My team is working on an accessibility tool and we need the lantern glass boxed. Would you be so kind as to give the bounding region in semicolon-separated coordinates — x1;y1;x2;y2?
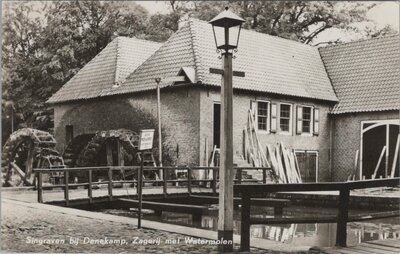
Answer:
211;25;242;51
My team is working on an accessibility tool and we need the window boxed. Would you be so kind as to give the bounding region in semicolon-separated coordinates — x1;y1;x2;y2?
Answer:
302;107;312;133
257;101;269;131
279;104;292;133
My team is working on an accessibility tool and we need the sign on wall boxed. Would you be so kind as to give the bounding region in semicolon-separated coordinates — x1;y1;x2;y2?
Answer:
138;129;155;151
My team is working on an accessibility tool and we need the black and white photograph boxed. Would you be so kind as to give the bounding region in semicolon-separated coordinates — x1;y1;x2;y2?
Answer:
1;1;399;253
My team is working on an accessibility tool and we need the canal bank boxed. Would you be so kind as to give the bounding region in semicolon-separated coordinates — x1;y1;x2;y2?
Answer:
1;197;309;253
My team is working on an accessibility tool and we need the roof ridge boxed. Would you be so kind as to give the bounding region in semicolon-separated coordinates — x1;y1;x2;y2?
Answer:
188;18;204;83
189;18;315;49
114;37;121;85
116;36;163;46
117;23;191;88
319;33;400;51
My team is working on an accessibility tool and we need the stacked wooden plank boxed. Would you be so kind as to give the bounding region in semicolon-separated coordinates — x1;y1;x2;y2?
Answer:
266;143;302;183
243;109;270;168
243;110;302;183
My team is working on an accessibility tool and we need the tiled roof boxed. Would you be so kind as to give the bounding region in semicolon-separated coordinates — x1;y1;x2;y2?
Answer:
111;19;338;102
110;21;197;95
47;37;161;103
319;35;400;114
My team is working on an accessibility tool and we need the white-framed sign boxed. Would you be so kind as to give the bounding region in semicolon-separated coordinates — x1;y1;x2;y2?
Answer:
138;129;155;151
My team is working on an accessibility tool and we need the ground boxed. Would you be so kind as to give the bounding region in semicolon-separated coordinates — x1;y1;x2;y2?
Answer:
1;200;291;253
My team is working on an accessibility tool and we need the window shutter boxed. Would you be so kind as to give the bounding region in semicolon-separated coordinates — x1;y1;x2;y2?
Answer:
270;103;277;133
313;108;320;136
250;100;257;119
296;106;303;135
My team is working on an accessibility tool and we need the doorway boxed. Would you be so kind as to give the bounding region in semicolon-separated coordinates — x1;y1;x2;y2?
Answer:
213;103;221;148
361;120;400;179
295;150;319;182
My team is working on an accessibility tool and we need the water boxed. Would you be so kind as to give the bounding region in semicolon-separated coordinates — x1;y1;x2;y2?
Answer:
98;206;400;247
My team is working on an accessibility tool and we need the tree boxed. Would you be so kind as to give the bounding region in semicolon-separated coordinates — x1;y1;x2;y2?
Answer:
187;1;395;45
2;1;150;133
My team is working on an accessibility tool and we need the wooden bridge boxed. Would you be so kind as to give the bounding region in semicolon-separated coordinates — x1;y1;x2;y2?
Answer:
33;166;400;252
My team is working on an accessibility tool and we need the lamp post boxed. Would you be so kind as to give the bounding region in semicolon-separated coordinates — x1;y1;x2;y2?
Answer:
209;7;244;252
155;78;163;179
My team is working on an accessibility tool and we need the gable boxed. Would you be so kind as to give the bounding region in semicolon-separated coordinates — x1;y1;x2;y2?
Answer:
47;37;161;104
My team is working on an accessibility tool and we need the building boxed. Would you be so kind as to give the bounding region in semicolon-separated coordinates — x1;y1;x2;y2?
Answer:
319;35;400;181
47;19;400;182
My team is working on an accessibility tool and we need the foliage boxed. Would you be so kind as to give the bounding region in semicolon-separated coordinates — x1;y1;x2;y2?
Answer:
2;0;397;137
2;1;152;134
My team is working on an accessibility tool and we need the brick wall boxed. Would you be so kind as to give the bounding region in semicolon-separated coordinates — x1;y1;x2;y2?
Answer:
331;111;399;181
199;87;334;182
53;86;201;166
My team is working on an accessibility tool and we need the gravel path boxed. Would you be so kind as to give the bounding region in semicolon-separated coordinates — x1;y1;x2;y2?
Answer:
1;201;286;253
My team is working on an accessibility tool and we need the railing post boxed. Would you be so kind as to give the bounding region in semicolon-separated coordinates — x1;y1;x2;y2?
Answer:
237;168;242;184
37;172;43;203
262;169;267;184
88;169;93;204
240;193;251;252
212;168;217;194
64;170;69;206
187;167;192;194
163;167;168;197
108;168;113;201
336;186;350;247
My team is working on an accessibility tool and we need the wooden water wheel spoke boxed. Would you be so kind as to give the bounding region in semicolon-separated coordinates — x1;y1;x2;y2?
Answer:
2;128;64;187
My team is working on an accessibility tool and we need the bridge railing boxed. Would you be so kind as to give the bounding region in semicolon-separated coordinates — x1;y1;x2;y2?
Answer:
234;177;400;250
33;166;272;205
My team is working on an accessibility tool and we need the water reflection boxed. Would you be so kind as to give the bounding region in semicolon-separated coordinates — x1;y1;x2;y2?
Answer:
160;209;400;247
100;207;400;247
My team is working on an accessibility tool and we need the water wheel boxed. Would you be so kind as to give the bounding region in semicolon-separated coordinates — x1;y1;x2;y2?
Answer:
1;128;62;187
74;129;142;182
62;134;95;168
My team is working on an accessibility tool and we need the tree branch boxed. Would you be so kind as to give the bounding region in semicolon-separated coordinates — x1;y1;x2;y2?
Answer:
305;24;331;44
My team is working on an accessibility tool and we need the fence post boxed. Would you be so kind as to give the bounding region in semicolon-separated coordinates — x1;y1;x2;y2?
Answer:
64;170;69;206
336;186;350;247
212;169;217;194
187;167;192;194
240;193;251;252
262;169;267;184
88;169;93;204
108;168;113;201
37;172;43;203
237;168;242;184
163;167;168;197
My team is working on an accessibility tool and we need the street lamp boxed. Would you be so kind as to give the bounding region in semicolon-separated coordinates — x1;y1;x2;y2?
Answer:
209;7;244;253
210;7;244;53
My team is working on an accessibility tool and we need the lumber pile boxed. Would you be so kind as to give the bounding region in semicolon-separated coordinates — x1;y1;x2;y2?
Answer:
243;109;270;168
243;110;302;183
266;143;302;183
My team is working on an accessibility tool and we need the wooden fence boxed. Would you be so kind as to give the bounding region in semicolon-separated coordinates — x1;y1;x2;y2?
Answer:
33;166;272;205
235;177;400;250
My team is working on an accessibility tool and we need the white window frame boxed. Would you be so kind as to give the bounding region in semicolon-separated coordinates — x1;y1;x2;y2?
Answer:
278;103;292;135
300;105;314;136
294;150;319;182
256;100;270;133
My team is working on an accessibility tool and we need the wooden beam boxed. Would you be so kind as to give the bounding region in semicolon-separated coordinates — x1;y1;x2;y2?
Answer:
10;162;25;179
336;187;350;247
240;194;250;252
117;198;209;214
209;68;245;77
106;140;113;166
390;134;400;178
372;146;386;179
